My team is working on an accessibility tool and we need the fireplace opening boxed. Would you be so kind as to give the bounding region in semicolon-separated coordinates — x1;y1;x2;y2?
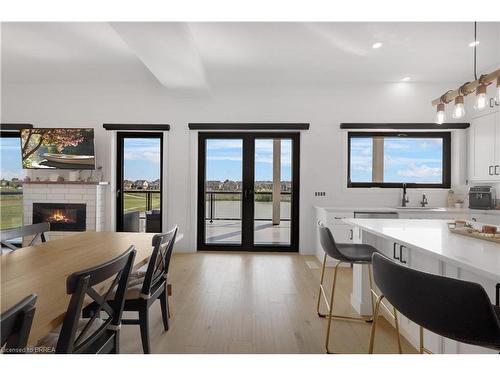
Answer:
33;203;86;231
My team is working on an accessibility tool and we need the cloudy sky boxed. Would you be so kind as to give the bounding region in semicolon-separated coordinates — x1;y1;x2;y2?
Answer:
124;138;161;181
0;137;24;180
350;137;443;183
206;139;292;181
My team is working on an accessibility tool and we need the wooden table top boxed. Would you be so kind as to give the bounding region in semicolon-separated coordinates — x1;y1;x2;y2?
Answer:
1;231;155;345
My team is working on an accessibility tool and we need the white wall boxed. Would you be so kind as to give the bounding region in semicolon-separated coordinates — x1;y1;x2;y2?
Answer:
1;82;467;253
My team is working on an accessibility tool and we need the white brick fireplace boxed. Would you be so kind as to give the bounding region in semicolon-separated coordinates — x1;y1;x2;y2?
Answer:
22;181;108;241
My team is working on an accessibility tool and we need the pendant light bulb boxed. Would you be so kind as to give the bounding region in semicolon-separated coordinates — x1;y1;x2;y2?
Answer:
435;103;445;125
452;95;466;119
475;83;487;110
496;77;500;103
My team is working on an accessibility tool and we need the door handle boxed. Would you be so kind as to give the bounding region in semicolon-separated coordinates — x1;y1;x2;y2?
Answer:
489;165;494;175
116;189;121;198
393;243;400;260
495;165;499;175
399;245;407;264
349;229;353;240
244;189;254;199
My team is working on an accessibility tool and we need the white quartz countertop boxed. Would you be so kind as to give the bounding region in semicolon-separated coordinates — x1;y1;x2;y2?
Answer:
315;206;500;216
343;218;500;281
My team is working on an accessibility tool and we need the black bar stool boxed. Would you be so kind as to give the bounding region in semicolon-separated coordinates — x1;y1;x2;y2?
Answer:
317;222;402;354
370;252;500;354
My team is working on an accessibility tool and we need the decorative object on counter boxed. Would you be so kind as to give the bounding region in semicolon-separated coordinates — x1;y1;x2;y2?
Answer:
448;221;500;244
68;170;80;182
454;199;464;208
447;189;455;208
57;176;65;182
95;166;103;182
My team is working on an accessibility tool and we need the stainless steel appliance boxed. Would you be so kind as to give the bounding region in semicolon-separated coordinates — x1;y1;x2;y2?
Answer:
354;211;399;219
468;186;496;210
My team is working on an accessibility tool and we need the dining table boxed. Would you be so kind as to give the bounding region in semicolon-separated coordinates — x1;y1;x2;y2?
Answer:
1;231;157;345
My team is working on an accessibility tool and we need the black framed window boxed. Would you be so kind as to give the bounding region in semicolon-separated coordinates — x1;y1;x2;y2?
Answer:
347;132;451;188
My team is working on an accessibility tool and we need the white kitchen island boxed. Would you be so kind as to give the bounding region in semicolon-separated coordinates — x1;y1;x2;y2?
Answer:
343;218;500;354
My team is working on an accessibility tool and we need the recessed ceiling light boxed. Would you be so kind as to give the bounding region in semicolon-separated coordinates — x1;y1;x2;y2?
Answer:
468;41;480;47
372;42;383;49
402;77;411;82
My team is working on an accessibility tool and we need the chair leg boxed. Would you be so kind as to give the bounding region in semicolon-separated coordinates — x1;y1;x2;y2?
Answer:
138;305;151;354
368;294;383;354
159;289;170;331
316;253;328;316
419;326;425;354
393;307;403;354
112;331;120;354
325;262;341;354
366;264;376;323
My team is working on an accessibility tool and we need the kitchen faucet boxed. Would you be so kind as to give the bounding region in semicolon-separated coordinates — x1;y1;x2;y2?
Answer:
420;193;428;207
401;183;409;207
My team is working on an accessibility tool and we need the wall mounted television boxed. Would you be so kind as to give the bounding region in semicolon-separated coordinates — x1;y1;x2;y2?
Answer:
20;128;96;170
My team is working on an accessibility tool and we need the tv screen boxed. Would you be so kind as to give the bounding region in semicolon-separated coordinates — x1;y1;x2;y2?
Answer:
20;128;95;170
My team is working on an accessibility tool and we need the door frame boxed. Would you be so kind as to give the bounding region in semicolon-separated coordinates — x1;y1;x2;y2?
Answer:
116;132;164;232
197;132;300;252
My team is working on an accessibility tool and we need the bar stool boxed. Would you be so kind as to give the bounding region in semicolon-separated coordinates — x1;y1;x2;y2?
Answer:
317;222;402;354
369;252;500;354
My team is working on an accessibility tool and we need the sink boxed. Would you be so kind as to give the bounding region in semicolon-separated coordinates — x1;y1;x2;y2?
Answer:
395;207;447;211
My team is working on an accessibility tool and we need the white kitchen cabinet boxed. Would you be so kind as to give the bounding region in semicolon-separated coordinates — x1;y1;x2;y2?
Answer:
469;111;500;181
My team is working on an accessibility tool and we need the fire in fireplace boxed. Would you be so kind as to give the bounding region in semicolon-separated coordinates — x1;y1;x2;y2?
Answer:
33;203;86;231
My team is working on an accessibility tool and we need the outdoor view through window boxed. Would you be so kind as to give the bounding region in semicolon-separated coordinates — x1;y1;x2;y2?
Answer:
0;136;24;229
204;138;292;246
122;137;161;233
349;135;445;186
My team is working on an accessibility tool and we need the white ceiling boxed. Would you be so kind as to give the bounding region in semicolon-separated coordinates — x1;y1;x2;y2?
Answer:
1;22;499;89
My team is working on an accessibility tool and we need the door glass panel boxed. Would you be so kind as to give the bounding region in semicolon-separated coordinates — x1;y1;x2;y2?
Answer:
204;139;243;245
121;137;161;232
253;138;292;245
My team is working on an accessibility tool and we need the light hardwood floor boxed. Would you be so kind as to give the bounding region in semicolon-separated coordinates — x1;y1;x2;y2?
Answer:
120;252;417;354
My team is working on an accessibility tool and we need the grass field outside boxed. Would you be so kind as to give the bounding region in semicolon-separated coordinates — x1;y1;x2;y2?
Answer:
124;191;161;213
0;193;23;229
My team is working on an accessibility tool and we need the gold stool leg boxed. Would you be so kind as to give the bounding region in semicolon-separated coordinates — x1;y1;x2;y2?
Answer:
368;294;383;354
366;264;376;322
393;307;403;354
316;253;328;316
419;326;424;354
325;262;341;354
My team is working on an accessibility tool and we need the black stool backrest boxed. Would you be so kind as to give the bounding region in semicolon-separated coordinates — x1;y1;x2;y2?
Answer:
318;222;350;262
1;223;50;250
1;294;37;352
141;226;178;297
372;253;500;347
56;246;136;353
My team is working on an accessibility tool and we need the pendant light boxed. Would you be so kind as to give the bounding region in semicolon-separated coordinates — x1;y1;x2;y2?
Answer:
475;81;487;110
453;95;465;119
435;103;445;124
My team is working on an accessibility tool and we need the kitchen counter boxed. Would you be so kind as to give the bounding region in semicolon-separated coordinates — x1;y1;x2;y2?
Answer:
316;206;500;216
343;218;500;281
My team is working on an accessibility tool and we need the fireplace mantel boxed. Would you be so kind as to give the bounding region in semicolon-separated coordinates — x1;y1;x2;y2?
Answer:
23;181;109;185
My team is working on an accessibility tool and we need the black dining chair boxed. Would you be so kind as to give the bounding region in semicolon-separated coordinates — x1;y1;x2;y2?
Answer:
1;223;50;251
120;226;178;353
1;294;37;353
317;222;402;354
369;252;500;354
37;246;136;354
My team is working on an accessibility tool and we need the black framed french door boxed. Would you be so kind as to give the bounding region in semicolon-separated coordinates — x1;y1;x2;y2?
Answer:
116;132;163;232
197;132;300;252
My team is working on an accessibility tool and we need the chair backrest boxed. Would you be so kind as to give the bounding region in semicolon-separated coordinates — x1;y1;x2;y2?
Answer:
1;294;37;353
56;246;136;353
372;253;500;347
141;226;178;297
318;221;350;262
1;223;50;250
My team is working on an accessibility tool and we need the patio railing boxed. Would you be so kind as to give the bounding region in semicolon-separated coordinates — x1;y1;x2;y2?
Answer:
205;191;291;222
